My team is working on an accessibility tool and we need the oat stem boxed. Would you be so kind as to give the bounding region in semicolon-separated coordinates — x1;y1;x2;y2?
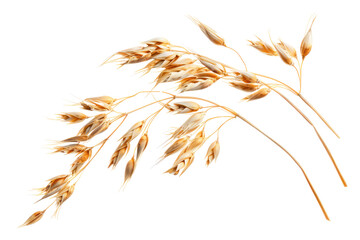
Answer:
225;46;248;71
264;86;346;187
174;94;329;220
298;94;339;139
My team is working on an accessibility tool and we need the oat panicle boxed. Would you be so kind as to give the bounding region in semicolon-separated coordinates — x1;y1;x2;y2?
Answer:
24;16;345;226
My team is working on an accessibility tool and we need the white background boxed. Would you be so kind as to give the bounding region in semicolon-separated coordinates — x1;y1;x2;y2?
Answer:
1;0;360;239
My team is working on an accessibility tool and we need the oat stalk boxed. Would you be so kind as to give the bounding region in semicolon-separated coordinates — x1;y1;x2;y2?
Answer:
24;16;346;226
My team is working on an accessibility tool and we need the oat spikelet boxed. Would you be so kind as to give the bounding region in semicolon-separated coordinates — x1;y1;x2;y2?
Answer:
57;112;89;124
166;101;201;114
123;157;136;186
136;133;148;160
170;112;206;139
189;16;226;46
53;144;88;154
158;136;190;163
120;121;144;142
81;96;115;111
20;210;46;227
166;152;194;176
300;17;316;59
61;135;89;143
205;140;220;166
248;36;278;56
187;129;205;152
242;88;271;102
278;40;297;58
229;81;261;92
273;42;293;65
235;71;259;83
78;114;107;136
109;141;130;168
70;149;92;174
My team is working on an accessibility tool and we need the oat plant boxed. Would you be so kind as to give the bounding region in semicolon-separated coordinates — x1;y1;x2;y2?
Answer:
21;16;345;226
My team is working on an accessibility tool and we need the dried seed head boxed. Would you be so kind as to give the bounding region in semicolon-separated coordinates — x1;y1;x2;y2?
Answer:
20;210;46;227
166;101;201;114
187;129;205;153
56;184;75;206
178;79;214;93
57;112;88;124
242;88;271;102
171;112;206;139
81;96;115;111
78;114;107;136
88;121;110;139
136;133;148;160
205;140;220;166
109;141;130;168
123;157;136;185
166;152;194;176
278;40;297;58
229;81;261;92
61;135;89;143
143;37;170;46
53;144;88;154
120;121;144;142
189;16;226;46
36;175;69;202
70;149;92;174
235;71;259;83
198;57;224;74
160;136;190;161
274;43;293;65
248;37;278;56
300;29;313;59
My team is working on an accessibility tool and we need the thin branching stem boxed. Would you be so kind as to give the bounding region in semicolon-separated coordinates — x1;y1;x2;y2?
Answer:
173;94;329;220
225;46;248;71
262;86;347;187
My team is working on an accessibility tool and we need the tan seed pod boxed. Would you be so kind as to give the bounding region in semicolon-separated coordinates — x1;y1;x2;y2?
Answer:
136;133;148;160
88;121;110;139
171;112;206;139
159;136;190;161
123;157;136;185
120;121;144;142
189;16;225;46
20;210;46;227
166;152;194;176
78;114;107;136
143;37;170;46
205;140;220;166
167;101;201;114
109;141;130;168
278;40;297;58
85;96;115;105
229;81;261;92
61;135;89;143
242;88;271;102
54;184;75;216
187;129;205;152
178;79;214;93
70;149;92;174
53;144;88;154
300;29;312;59
57;112;88;124
38;174;68;195
274;43;293;65
235;71;259;83
248;37;278;56
198;57;224;74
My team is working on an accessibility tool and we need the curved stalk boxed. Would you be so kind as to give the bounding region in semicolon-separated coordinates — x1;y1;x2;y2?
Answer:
174;94;329;220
